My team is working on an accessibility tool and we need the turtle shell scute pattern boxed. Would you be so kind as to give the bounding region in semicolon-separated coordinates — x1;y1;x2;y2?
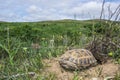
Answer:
59;49;97;70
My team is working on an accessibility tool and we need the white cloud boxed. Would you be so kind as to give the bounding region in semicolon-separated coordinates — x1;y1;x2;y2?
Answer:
61;1;120;19
0;0;119;22
27;5;42;13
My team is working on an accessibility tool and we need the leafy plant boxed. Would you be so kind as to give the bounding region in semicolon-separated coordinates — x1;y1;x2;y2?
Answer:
0;38;21;65
0;27;21;65
114;73;120;80
73;71;79;80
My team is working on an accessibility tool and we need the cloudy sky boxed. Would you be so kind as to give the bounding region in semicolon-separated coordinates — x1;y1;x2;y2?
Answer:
0;0;120;22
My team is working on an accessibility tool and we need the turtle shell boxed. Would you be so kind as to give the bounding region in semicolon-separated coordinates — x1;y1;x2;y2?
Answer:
59;49;97;70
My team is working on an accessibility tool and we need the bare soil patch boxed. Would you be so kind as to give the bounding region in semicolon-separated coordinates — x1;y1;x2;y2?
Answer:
42;58;120;80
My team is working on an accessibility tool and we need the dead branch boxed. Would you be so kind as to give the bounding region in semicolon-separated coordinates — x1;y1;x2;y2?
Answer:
108;4;120;20
100;0;105;20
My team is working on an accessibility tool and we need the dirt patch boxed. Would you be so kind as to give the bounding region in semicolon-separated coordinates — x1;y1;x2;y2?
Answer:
42;58;120;80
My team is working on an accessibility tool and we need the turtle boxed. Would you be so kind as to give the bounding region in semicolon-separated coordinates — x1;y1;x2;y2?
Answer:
59;49;107;70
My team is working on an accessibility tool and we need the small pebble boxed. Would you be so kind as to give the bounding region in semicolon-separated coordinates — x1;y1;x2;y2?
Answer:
92;77;98;80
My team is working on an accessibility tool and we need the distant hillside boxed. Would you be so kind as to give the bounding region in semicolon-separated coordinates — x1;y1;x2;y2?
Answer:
0;19;119;46
0;19;119;25
0;19;119;34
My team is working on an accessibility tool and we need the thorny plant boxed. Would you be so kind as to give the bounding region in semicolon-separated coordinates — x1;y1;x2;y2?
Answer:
86;0;120;62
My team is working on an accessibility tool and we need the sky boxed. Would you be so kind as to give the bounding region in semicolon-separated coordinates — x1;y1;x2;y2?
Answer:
0;0;120;22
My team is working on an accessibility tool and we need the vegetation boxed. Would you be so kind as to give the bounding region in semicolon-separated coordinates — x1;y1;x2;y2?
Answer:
0;19;120;79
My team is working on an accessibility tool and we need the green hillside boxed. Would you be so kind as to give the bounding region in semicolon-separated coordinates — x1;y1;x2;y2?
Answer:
0;19;119;52
0;19;109;41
